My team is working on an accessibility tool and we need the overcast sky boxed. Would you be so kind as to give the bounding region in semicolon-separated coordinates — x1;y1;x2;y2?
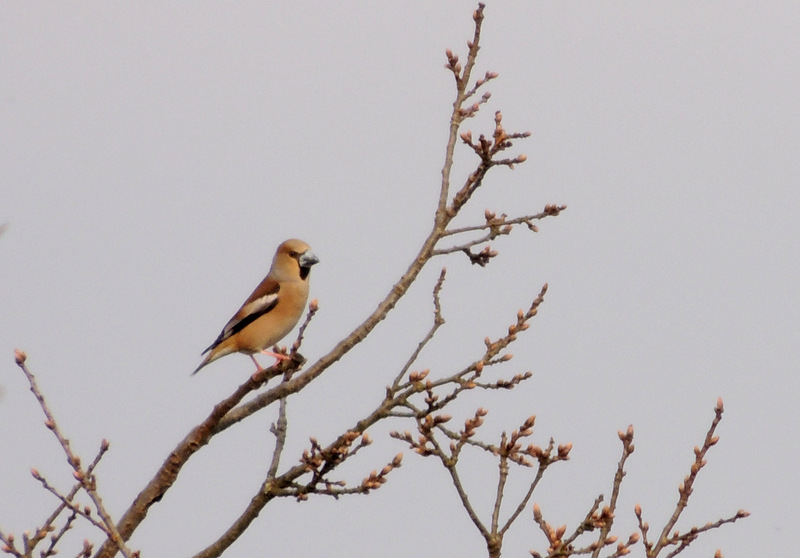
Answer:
2;2;798;557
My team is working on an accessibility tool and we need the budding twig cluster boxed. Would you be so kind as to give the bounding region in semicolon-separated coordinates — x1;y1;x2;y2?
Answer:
283;431;402;501
438;2;551;248
389;276;546;416
529;427;638;558
635;398;748;557
385;275;575;557
297;431;373;499
533;502;630;558
434;205;568;263
2;356;137;558
360;454;403;491
480;284;547;365
444;3;485;92
377;27;569;558
391;394;574;558
448;111;532;218
495;416;549;468
459;112;530;167
527;401;746;558
387;283;546;434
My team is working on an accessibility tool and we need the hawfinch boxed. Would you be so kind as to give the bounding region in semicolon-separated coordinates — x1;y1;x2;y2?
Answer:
192;239;319;375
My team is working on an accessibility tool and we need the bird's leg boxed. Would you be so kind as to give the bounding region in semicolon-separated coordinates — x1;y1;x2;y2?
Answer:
250;354;264;371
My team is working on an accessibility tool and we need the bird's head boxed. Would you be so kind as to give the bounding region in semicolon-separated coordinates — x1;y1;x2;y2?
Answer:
274;238;319;281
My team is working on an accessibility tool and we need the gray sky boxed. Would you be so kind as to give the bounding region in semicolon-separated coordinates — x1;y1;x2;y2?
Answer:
2;2;797;556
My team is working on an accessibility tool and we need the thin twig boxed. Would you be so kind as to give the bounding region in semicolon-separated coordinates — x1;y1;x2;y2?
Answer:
662;510;748;558
590;425;635;558
14;352;134;558
43;509;79;558
650;399;723;556
266;397;289;481
498;464;548;536
431;434;491;541
31;472;113;535
491;451;509;533
637;399;749;558
391;268;447;389
290;299;319;354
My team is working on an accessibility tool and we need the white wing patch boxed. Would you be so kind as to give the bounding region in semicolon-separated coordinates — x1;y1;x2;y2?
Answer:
221;292;279;339
241;293;279;318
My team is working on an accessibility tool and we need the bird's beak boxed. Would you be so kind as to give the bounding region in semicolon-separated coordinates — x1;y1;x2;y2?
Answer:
299;251;319;268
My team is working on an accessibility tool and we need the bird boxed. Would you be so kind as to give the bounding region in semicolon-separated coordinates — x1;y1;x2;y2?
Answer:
192;238;319;375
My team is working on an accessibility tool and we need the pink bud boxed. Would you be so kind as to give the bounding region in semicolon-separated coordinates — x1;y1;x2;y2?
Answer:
14;349;27;364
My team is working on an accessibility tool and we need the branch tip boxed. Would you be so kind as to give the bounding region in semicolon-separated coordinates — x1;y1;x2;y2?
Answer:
14;348;27;365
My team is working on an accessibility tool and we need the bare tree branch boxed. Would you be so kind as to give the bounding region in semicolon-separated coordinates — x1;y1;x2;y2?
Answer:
637;398;749;558
3;5;747;558
9;351;135;558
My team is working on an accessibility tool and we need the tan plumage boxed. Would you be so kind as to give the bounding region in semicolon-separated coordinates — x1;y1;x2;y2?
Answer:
192;239;319;375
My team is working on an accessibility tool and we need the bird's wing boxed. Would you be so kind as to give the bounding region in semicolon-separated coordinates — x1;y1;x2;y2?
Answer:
203;278;281;353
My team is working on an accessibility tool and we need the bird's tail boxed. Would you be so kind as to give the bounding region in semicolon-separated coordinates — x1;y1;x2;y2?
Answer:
191;344;233;376
191;353;213;376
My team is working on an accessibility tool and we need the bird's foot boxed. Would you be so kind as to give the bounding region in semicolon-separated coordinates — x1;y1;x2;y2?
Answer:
260;348;291;362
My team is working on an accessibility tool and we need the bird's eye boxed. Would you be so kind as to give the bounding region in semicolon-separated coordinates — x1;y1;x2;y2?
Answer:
289;251;298;257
